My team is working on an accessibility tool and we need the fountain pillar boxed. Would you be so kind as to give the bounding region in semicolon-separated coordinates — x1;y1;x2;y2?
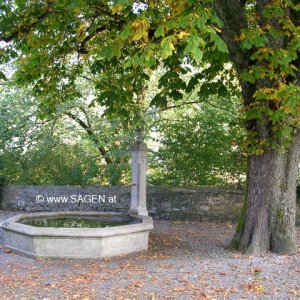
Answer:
129;131;149;216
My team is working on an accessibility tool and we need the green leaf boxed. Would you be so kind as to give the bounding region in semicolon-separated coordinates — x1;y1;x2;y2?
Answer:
186;74;203;93
294;3;300;11
170;90;183;100
211;34;228;52
240;71;255;84
120;25;132;40
271;110;285;122
150;94;167;108
215;36;228;53
183;35;204;60
253;36;267;48
262;5;285;18
184;43;203;60
0;71;7;81
154;26;165;38
241;39;253;50
159;37;175;59
211;14;224;28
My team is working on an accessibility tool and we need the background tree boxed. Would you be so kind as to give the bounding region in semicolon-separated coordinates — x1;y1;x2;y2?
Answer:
0;69;245;186
148;92;245;186
0;81;133;185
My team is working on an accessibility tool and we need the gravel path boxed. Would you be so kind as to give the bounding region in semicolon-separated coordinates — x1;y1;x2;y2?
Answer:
0;211;299;300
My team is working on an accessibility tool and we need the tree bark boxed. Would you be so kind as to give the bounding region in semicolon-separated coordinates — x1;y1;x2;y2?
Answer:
269;131;300;253
234;131;300;254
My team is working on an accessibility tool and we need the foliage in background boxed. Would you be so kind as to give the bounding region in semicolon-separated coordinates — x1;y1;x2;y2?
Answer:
0;71;246;186
0;82;132;186
149;97;246;186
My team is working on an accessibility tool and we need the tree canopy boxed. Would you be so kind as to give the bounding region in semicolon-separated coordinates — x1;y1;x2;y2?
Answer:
1;0;299;153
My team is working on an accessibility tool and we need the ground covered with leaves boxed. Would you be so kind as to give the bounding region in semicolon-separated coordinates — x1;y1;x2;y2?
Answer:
0;211;299;300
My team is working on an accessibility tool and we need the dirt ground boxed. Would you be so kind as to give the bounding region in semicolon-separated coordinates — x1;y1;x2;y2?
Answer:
0;211;299;300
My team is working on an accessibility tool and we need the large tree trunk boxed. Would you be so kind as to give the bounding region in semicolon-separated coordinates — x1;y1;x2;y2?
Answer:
214;0;300;254
232;131;300;254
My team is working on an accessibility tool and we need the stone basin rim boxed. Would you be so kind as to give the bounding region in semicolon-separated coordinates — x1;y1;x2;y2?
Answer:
0;211;153;238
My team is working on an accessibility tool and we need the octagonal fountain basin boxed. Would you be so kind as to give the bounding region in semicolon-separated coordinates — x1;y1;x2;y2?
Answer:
0;212;153;259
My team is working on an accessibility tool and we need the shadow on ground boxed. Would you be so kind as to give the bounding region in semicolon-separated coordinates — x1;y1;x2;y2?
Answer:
0;211;299;299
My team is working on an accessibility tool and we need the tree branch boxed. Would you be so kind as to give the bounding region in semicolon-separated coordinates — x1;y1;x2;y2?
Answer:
161;100;204;111
80;75;96;83
77;18;125;54
77;25;108;54
0;1;54;43
213;0;251;72
65;112;112;165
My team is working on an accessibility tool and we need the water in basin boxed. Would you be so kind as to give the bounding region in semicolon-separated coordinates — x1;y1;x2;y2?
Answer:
19;216;134;228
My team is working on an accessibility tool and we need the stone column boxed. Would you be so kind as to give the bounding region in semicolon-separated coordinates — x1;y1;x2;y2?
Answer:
129;136;149;216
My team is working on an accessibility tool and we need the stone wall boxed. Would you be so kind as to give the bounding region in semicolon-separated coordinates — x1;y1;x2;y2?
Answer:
147;186;244;223
1;185;299;224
